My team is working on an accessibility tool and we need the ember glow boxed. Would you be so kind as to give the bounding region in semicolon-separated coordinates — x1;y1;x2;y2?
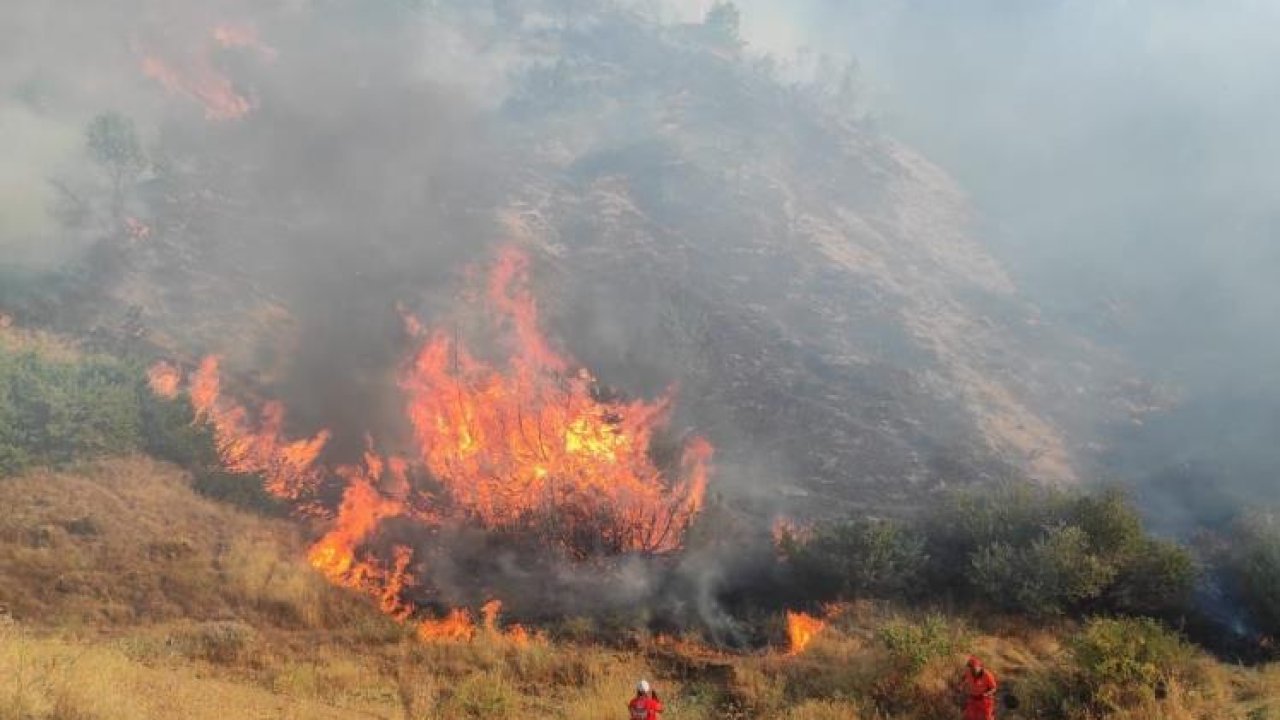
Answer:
786;610;826;655
159;245;713;638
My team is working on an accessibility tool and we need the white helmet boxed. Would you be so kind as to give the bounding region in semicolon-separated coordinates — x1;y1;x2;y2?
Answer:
637;680;651;693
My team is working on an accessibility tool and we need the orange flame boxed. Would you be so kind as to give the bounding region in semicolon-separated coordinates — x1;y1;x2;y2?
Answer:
417;609;476;642
141;54;252;121
156;244;713;638
786;610;826;655
403;246;711;556
188;356;331;500
307;451;419;618
139;22;273;121
147;361;181;400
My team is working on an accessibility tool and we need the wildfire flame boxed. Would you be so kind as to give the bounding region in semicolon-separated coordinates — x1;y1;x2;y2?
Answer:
188;356;331;501
139;22;274;121
159;244;713;639
307;451;418;618
786;610;826;655
403;246;711;556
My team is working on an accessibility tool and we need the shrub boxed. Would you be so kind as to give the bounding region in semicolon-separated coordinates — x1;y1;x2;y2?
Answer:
0;346;143;474
921;481;1074;590
1107;538;1197;619
138;392;218;468
1072;617;1193;688
920;481;1196;620
786;518;926;600
1224;511;1280;637
191;468;285;516
970;525;1116;618
877;613;963;675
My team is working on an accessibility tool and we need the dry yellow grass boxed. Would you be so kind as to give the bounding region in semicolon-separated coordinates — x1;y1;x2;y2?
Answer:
0;456;356;628
1;458;1277;719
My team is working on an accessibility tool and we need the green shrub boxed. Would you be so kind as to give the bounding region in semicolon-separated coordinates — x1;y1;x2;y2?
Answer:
919;481;1195;620
1224;511;1280;636
877;613;963;675
921;481;1074;590
1107;538;1197;619
139;392;218;469
0;346;143;475
1072;617;1193;688
787;518;926;600
191;468;284;516
970;525;1116;618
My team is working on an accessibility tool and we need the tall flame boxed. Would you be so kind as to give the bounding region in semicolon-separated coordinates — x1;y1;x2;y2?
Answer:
403;246;711;556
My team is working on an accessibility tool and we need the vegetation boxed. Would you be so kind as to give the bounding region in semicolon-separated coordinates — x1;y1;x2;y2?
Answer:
85;111;146;216
0;339;142;475
785;518;927;600
0;326;1274;719
1222;511;1280;638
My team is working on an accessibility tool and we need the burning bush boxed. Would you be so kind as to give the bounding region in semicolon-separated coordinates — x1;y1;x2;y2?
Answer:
158;245;713;633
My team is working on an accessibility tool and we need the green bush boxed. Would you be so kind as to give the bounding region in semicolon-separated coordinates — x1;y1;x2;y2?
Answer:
0;346;143;475
921;481;1074;591
786;518;926;599
971;525;1117;618
1224;511;1280;637
191;468;285;516
139;392;218;469
919;482;1195;620
1017;617;1198;717
1107;538;1197;619
1071;617;1193;688
877;613;963;674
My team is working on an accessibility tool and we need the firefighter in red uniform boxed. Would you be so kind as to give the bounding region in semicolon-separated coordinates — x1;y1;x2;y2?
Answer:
628;680;663;720
961;656;998;720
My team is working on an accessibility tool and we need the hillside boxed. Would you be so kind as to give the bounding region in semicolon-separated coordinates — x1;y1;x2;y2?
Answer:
1;459;1277;719
0;1;1145;520
3;2;1280;719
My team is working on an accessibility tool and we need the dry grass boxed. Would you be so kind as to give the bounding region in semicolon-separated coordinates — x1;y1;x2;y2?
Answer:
0;456;367;629
1;459;1277;718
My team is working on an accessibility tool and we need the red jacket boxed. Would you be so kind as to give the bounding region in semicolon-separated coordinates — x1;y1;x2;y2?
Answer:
628;695;662;720
962;668;998;720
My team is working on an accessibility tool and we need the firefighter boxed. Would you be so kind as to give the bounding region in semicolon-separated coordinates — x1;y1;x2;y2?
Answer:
628;680;663;720
960;655;998;720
